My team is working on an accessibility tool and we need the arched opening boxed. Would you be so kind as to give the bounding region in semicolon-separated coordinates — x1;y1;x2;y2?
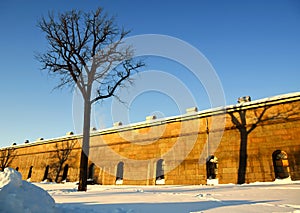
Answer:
206;155;218;179
62;164;69;182
87;163;95;184
206;155;219;185
115;162;124;185
15;167;19;171
272;150;290;179
43;165;49;181
27;166;33;181
156;159;165;185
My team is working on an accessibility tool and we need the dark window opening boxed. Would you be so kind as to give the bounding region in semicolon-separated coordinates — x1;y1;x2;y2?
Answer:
15;167;19;171
27;166;33;180
116;162;124;182
62;164;69;181
156;159;165;183
206;155;218;179
272;150;290;179
88;163;95;179
87;163;95;184
43;165;49;181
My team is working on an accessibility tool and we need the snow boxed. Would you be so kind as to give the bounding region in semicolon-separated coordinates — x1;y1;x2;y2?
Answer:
0;168;57;213
155;178;165;185
42;183;300;213
206;179;219;186
1;168;300;213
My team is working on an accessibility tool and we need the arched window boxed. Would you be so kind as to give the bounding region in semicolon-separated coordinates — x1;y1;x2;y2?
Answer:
15;167;19;171
272;150;290;179
62;164;69;181
116;162;124;184
27;166;33;180
88;163;95;180
206;155;218;179
87;163;95;184
156;159;165;185
43;165;49;181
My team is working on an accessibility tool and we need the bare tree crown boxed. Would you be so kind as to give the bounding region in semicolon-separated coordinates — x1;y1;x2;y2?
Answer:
37;7;144;102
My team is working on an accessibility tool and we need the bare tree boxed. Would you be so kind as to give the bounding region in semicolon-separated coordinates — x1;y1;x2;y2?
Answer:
36;8;144;191
51;140;77;183
0;147;16;171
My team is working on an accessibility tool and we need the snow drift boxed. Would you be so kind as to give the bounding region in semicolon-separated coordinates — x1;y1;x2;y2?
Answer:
0;168;57;213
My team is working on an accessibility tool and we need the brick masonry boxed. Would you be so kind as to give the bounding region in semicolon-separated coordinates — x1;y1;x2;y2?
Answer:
1;92;300;185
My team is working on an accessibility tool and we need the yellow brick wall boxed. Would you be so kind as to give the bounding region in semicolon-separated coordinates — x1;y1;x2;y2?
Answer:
2;95;300;185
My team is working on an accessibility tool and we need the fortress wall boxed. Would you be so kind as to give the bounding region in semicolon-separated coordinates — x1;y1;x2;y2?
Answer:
8;138;82;182
2;93;300;185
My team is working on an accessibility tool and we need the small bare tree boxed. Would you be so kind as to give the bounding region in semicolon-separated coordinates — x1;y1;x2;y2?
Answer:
0;147;16;171
51;140;77;183
37;8;144;191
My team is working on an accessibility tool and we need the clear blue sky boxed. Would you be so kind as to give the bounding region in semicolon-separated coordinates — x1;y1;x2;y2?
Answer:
0;0;299;147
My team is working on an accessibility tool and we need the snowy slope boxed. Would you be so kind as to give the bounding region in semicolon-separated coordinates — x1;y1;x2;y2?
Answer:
0;168;57;213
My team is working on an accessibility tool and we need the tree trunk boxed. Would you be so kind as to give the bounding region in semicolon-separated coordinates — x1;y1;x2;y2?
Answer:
237;128;248;184
78;99;91;191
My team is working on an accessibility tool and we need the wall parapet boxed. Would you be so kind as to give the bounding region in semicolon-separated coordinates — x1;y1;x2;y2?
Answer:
2;91;300;150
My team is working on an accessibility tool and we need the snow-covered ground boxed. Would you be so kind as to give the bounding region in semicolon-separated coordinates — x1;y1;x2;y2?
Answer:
39;181;300;213
1;168;300;213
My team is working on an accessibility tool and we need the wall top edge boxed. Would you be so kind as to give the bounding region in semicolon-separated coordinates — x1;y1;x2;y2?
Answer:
2;91;300;150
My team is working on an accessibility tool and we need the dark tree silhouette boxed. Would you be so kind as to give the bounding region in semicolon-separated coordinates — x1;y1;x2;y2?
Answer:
37;8;144;191
52;140;76;183
0;147;16;171
229;101;300;184
228;106;269;184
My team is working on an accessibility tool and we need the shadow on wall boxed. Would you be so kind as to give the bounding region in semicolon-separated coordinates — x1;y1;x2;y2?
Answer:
228;100;299;184
228;104;270;184
51;140;77;183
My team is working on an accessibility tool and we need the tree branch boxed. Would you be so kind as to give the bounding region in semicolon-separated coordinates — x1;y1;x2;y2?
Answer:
91;60;144;104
